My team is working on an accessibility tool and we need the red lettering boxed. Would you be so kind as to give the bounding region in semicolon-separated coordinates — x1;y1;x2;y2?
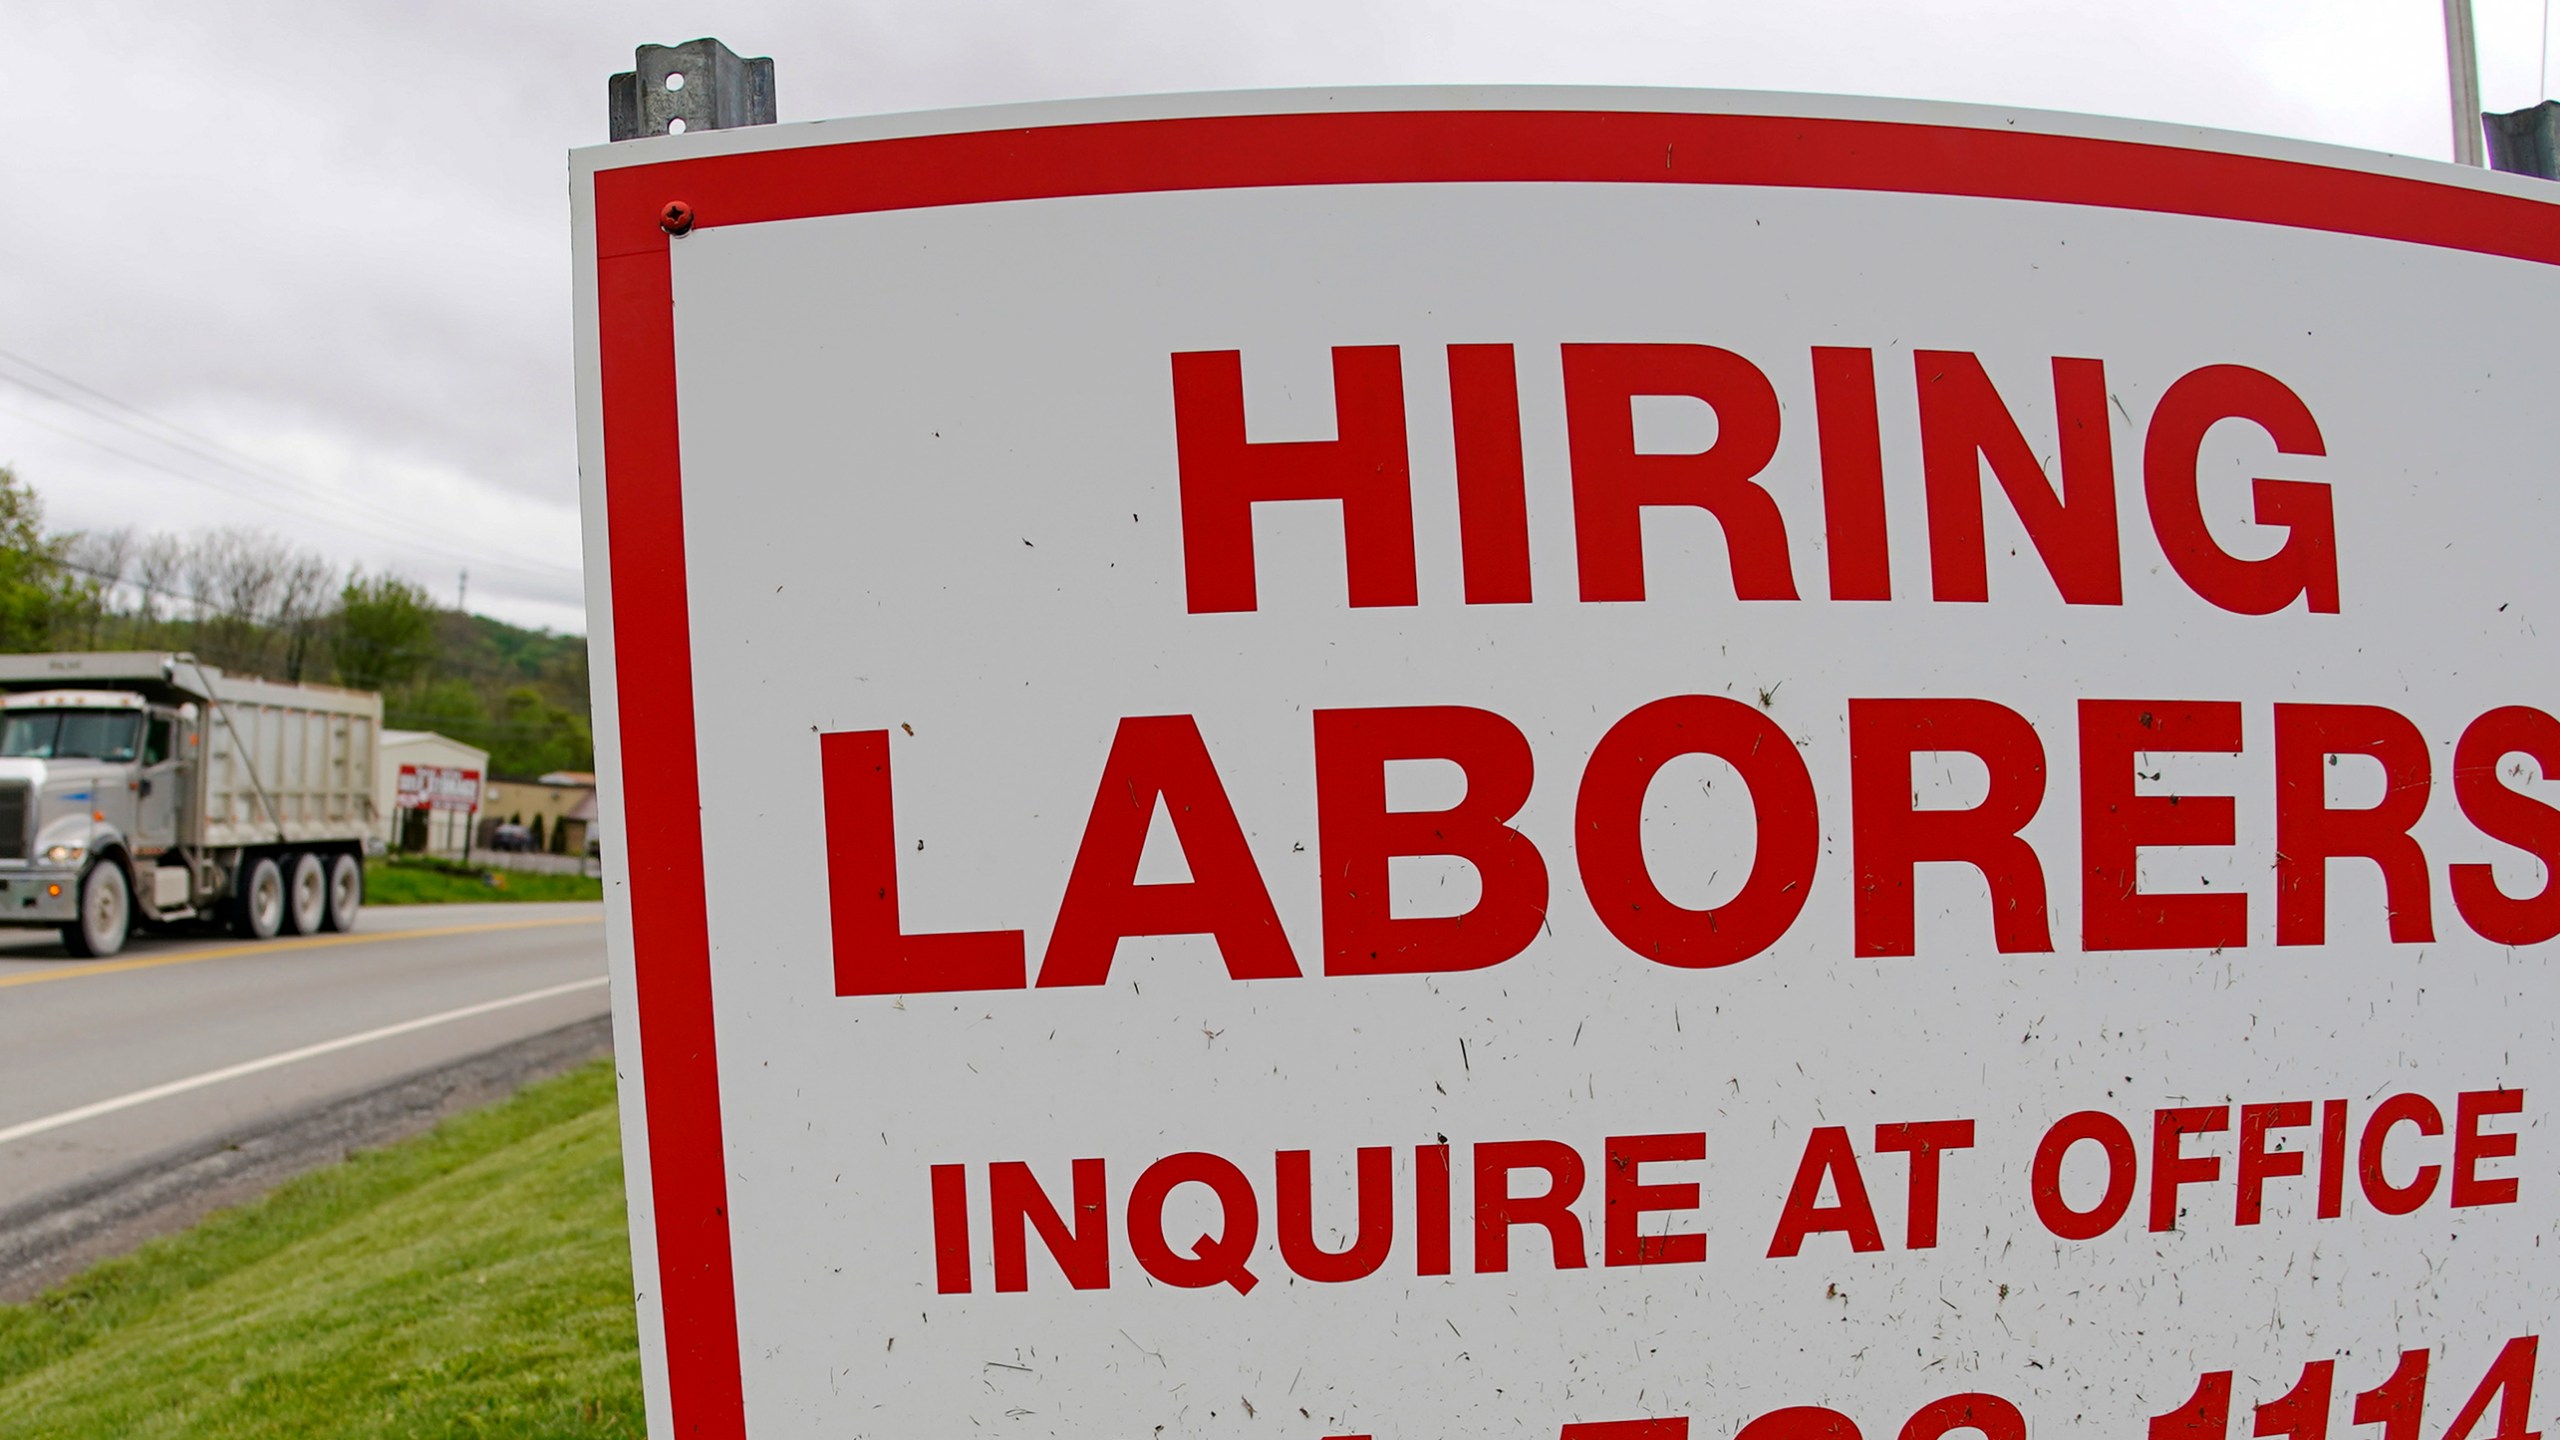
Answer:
1417;1141;1453;1277
1850;698;2053;957
2153;1372;2235;1440
1577;696;1818;969
2079;700;2246;952
2451;706;2560;945
2235;1100;2311;1225
2317;1098;2350;1218
2143;364;2337;615
2254;1361;2336;1440
1316;706;1547;977
1874;1119;1976;1249
1449;343;1534;605
2441;1337;2540;1440
1474;1138;1588;1272
2351;1350;2429;1440
1917;351;2120;605
930;1162;972;1294
1040;715;1299;986
1739;1407;1863;1440
1127;1151;1261;1294
990;1158;1108;1292
2453;1088;2525;1208
822;729;1025;996
1276;1147;1395;1283
2359;1093;2444;1216
2032;1109;2138;1240
1602;1132;1707;1266
2150;1105;2229;1232
1563;343;1796;602
1813;345;1891;601
1767;1126;1884;1257
2274;704;2434;945
1902;1394;2029;1440
1172;346;1415;614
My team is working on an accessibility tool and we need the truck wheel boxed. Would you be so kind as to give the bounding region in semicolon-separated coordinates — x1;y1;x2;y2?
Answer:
285;853;328;935
322;853;362;933
61;861;130;958
233;856;285;940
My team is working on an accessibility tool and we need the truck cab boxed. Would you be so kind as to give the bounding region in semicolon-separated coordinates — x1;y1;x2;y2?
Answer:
0;691;195;955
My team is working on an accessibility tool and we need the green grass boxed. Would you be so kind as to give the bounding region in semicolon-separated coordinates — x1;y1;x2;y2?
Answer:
364;858;603;905
0;1062;645;1437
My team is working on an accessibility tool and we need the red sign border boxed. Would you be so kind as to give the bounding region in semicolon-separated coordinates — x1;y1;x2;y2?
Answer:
589;106;2560;1437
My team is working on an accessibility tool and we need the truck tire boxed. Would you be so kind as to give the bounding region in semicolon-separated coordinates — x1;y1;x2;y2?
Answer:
61;860;131;958
233;855;285;940
285;852;328;935
323;852;362;933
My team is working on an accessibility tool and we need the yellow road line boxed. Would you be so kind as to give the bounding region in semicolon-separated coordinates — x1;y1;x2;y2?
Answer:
0;913;603;992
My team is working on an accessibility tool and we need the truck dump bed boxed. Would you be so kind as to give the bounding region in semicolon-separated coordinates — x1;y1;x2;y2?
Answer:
196;669;379;848
0;652;381;849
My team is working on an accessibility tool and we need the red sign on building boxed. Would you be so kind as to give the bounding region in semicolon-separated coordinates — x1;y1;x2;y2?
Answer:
395;764;481;813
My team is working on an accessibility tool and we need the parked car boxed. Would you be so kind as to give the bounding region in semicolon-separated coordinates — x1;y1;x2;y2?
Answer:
488;822;535;852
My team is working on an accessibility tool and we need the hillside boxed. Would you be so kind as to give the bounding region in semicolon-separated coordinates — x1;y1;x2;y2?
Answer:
4;469;594;779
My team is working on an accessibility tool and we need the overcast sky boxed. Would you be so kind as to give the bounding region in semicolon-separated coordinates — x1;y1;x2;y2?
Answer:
7;1;2553;635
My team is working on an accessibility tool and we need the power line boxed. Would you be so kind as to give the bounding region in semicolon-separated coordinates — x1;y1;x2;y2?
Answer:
47;542;526;619
0;349;575;573
0;396;578;601
0;351;580;585
42;550;215;611
0;399;349;538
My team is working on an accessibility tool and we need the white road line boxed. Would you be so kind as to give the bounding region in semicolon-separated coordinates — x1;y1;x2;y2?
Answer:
0;976;610;1148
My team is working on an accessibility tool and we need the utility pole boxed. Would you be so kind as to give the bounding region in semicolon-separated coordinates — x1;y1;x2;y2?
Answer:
457;567;469;614
2446;0;2487;165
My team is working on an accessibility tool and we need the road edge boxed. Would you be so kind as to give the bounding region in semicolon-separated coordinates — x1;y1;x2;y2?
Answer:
0;1014;614;1304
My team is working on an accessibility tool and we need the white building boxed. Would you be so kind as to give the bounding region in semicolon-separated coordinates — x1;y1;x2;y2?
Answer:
376;729;489;860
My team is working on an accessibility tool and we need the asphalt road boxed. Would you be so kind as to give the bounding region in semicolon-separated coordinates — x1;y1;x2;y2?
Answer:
0;901;609;1216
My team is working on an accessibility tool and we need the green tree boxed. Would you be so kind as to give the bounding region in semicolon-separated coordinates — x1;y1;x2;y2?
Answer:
397;677;491;745
0;466;66;650
334;570;437;693
487;685;593;776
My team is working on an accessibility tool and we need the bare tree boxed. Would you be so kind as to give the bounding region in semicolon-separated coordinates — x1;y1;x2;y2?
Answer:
188;528;290;672
129;533;188;638
274;552;335;682
56;527;135;649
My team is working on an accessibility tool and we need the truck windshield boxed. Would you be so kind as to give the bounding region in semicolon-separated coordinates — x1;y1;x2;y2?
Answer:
1;710;143;761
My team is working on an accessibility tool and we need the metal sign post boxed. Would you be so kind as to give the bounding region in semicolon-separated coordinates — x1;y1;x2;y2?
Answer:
576;87;2560;1440
607;38;775;143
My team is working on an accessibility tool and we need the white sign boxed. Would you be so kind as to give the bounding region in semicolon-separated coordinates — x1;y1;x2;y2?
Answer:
574;91;2560;1440
394;763;480;813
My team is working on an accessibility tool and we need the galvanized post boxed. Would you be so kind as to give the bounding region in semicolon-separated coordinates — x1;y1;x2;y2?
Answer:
2486;101;2560;179
609;38;776;141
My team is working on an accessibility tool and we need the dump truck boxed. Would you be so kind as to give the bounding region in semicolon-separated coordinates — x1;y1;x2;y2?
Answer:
0;652;380;957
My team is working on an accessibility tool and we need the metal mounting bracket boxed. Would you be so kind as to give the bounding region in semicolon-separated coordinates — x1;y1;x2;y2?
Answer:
2485;101;2560;181
609;38;776;142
